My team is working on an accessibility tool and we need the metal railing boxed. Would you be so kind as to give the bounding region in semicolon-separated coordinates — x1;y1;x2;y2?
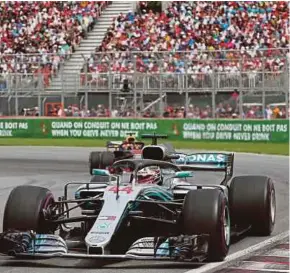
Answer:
78;69;287;92
0;49;289;118
1;90;288;119
0;70;287;94
0;71;288;119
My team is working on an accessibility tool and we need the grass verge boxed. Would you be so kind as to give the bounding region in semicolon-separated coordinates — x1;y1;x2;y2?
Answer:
0;138;288;156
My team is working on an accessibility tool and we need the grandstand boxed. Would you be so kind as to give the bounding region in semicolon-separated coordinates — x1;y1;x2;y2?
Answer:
0;1;289;119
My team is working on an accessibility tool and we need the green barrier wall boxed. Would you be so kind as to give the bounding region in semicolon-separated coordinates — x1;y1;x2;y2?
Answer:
0;118;288;143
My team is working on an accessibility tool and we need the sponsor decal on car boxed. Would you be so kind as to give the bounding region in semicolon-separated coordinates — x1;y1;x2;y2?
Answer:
108;186;133;194
87;235;106;244
189;154;226;162
90;231;109;235
175;153;226;164
98;216;116;221
96;222;111;230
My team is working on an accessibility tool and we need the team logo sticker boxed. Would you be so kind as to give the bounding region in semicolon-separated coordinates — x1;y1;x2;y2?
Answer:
98;216;116;221
96;222;111;230
87;235;106;244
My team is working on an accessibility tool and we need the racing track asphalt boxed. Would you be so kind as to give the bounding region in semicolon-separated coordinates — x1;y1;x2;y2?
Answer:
0;146;288;273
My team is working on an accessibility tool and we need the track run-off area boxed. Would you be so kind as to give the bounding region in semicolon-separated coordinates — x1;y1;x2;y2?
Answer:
0;146;288;273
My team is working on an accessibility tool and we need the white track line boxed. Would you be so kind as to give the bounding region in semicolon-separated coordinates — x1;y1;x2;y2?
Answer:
231;261;290;271
226;269;289;273
185;231;289;273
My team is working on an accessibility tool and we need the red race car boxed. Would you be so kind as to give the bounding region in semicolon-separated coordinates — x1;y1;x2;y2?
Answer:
89;133;145;174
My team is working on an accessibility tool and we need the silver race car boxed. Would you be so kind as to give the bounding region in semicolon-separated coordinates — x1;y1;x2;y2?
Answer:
88;134;175;175
0;148;276;263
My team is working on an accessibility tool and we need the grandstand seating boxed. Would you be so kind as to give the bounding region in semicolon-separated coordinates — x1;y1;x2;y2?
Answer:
72;1;290;119
0;1;109;87
0;1;288;119
0;1;288;82
93;1;288;74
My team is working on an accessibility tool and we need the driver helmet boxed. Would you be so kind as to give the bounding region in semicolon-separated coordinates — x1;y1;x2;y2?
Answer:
137;166;161;184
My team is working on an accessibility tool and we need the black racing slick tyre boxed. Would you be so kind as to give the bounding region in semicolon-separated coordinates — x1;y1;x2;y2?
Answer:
229;176;276;236
99;151;115;168
89;151;100;174
182;189;230;262
89;151;114;174
3;185;55;233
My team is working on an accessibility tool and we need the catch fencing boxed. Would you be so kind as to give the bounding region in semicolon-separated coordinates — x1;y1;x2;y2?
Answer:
0;48;289;118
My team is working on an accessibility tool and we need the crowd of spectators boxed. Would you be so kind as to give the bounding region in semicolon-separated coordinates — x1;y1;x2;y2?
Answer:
88;1;288;78
0;1;109;89
0;1;288;91
3;100;287;119
39;102;287;120
0;0;288;122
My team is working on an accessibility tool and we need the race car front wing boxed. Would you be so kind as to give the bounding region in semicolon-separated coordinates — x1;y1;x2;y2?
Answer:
0;231;209;262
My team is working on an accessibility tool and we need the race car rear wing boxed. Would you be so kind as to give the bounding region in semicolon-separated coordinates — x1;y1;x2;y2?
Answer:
106;140;145;150
141;133;168;145
106;141;122;149
174;152;234;185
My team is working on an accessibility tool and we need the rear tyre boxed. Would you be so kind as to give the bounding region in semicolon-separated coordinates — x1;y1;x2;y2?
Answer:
89;151;100;175
182;189;230;262
3;185;55;233
89;151;114;174
229;176;276;236
100;151;115;168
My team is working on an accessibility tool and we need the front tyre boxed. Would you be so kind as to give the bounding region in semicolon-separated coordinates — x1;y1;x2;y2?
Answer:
3;185;55;234
182;189;230;262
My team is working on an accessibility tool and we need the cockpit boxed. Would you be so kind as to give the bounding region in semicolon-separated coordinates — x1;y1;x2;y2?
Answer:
108;164;163;185
90;159;192;188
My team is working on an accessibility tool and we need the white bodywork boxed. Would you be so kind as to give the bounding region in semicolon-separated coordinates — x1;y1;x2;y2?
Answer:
84;184;140;252
76;177;175;254
77;180;228;255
